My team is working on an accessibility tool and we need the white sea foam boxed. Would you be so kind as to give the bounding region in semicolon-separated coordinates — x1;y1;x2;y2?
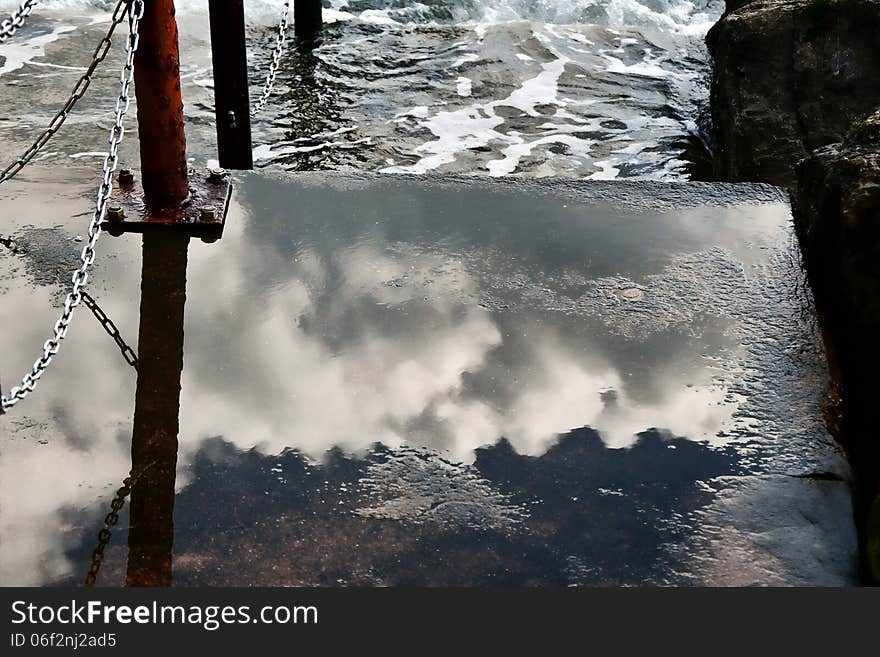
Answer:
0;22;77;77
381;20;698;180
0;0;721;31
0;0;719;180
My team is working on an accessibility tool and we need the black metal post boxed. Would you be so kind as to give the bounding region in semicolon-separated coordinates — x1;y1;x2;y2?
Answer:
208;0;254;170
294;0;323;44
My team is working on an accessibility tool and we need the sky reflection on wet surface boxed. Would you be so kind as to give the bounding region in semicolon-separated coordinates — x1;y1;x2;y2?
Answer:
0;172;856;586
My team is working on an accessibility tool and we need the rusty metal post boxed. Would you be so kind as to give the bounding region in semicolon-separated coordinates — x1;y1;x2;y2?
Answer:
125;233;189;587
208;0;253;170
133;0;189;209
295;0;323;43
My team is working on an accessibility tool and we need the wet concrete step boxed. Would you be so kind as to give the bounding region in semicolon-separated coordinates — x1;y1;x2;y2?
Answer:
0;171;857;586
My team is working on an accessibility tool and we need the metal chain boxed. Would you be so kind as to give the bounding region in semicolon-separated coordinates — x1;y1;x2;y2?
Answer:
83;473;134;587
81;290;138;370
83;461;154;588
0;0;130;186
0;0;37;42
250;0;290;117
0;0;145;414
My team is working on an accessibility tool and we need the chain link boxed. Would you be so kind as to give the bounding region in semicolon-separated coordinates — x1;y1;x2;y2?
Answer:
0;0;37;42
1;0;145;414
81;290;138;370
0;0;130;186
83;461;154;588
250;0;290;117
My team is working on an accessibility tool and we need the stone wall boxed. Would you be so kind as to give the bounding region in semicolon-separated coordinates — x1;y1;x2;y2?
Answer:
794;113;880;581
708;0;880;187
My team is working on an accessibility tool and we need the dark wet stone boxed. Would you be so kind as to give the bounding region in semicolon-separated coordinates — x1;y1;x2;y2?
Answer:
794;114;880;582
868;493;880;582
845;110;880;149
707;0;880;187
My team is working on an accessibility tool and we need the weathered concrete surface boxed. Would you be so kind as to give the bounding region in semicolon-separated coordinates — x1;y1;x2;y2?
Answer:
707;0;880;187
794;112;880;581
0;171;858;586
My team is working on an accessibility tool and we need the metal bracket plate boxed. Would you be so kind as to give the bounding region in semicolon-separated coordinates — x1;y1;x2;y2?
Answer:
102;168;232;241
